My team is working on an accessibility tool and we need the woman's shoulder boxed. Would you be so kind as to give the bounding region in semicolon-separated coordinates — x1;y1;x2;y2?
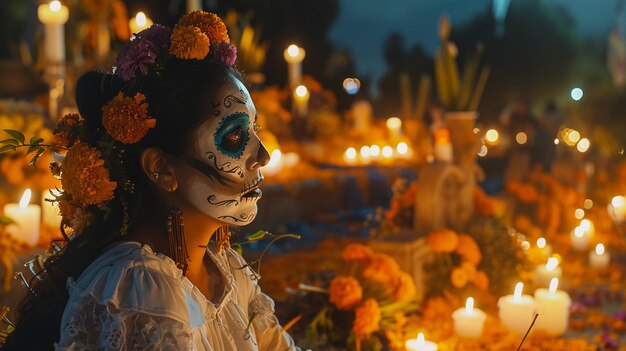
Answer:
66;241;189;322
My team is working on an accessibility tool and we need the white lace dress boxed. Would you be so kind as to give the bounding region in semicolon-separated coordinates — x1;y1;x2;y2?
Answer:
54;241;297;350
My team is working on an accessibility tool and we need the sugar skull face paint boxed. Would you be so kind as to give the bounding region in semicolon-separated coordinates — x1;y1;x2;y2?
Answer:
176;78;269;226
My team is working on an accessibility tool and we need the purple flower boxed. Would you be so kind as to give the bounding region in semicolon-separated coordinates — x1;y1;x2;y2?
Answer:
213;41;237;66
115;24;172;81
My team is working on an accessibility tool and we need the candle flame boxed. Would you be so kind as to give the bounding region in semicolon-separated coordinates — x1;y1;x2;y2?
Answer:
295;85;308;97
345;147;356;160
287;44;300;57
580;219;591;231
266;149;282;168
485;129;499;143
360;145;371;158
465;297;474;314
574;226;584;238
370;145;381;157
417;333;425;346
513;282;523;302
386;117;402;130
549;277;559;293
49;1;61;12
396;142;408;155
382;146;393;158
546;257;559;271
596;243;605;255
135;12;147;27
611;195;625;208
19;189;32;209
537;237;546;249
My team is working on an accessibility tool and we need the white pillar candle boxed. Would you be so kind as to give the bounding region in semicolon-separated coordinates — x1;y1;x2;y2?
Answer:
535;257;562;287
608;195;626;223
129;12;153;35
589;243;610;270
386;117;402;139
570;226;590;251
292;85;309;118
37;1;69;65
284;45;305;89
534;278;571;336
498;282;536;334
4;189;41;247
452;297;487;338
405;333;437;351
186;0;202;12
41;189;62;229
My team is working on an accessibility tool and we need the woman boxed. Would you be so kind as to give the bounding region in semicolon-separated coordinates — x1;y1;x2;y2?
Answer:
2;11;296;350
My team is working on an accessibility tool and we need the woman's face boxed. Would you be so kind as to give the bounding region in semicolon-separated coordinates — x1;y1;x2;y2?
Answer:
175;77;269;226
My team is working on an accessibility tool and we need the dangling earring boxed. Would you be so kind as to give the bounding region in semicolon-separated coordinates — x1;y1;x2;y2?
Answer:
167;207;190;275
216;225;231;253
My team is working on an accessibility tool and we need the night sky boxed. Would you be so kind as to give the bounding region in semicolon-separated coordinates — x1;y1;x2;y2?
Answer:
330;0;620;86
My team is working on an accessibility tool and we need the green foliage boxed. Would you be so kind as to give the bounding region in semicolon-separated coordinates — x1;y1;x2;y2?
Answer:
0;129;49;165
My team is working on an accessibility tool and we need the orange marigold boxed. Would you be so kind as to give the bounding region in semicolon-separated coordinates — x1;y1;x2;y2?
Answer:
61;143;117;206
451;267;469;288
473;270;489;291
101;92;156;144
54;113;83;147
362;253;400;284
178;11;230;44
328;276;363;310
342;243;373;263
352;298;381;338
456;234;482;265
391;272;417;302
169;25;210;60
426;229;459;253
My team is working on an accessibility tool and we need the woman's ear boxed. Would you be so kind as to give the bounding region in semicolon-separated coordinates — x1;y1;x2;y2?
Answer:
140;148;179;192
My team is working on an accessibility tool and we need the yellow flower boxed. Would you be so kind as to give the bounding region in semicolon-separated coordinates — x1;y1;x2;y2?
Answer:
426;229;459;253
329;276;363;310
391;272;416;302
451;267;469;288
342;243;373;263
62;143;117;206
456;234;482;265
178;10;230;44
169;25;210;60
362;253;400;284
352;298;381;338
101;92;156;144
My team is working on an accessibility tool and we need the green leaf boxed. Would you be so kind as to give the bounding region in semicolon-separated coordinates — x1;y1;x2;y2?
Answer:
0;139;18;146
3;130;24;144
29;149;45;165
26;145;39;155
246;230;267;242
0;145;16;154
29;136;44;145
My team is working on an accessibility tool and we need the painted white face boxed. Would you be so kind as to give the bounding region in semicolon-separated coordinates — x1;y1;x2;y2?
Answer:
177;78;269;226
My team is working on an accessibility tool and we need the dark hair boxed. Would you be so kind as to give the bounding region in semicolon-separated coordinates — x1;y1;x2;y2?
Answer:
2;58;240;350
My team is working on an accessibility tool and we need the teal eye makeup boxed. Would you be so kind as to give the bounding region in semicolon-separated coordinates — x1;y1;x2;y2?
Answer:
214;112;250;159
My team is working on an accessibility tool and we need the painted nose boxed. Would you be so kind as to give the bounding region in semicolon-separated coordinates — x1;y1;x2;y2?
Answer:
251;142;270;169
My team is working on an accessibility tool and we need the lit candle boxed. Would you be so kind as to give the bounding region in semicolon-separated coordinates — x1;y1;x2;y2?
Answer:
292;85;309;118
452;297;487;338
608;195;626;223
4;189;41;247
129;12;153;36
498;282;536;334
534;278;571;335
369;145;381;159
433;128;453;162
536;237;552;257
570;226;590;251
381;146;394;159
405;332;437;351
41;189;62;229
579;219;595;236
186;0;202;12
386;117;402;139
359;146;371;164
396;141;411;159
37;1;69;72
262;149;283;177
589;243;610;270
534;257;562;287
344;147;357;165
283;44;305;89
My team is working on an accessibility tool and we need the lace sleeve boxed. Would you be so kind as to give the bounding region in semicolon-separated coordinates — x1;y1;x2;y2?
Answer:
55;297;193;351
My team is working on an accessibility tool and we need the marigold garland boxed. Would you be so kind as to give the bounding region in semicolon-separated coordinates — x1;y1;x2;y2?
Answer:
178;10;230;44
61;143;117;207
101;92;156;144
169;25;210;60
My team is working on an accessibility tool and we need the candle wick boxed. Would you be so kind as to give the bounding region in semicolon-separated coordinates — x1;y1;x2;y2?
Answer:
516;313;539;351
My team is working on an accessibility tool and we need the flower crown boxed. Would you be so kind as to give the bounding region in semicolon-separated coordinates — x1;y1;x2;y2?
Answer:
0;11;237;237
